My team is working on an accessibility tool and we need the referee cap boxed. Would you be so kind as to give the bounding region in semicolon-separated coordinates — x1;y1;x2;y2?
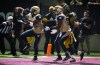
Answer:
7;16;13;20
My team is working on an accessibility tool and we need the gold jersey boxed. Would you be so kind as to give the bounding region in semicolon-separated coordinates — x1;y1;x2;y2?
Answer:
27;13;44;34
56;14;71;34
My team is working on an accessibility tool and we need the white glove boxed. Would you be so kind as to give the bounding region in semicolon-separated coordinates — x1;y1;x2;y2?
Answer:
68;28;71;31
12;34;15;38
44;26;50;31
29;22;33;27
17;20;23;23
51;29;57;34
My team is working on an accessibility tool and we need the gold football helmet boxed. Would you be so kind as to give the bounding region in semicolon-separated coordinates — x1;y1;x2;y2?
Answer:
49;6;55;11
30;6;40;15
54;5;63;15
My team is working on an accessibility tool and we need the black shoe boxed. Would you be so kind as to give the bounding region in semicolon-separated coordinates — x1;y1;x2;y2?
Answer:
33;58;38;61
2;53;5;54
80;51;84;61
53;57;62;61
70;58;76;62
1;52;5;54
23;45;30;52
63;57;70;61
33;56;38;61
12;54;17;56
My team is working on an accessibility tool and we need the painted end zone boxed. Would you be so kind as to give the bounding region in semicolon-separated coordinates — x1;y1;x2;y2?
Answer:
0;56;100;65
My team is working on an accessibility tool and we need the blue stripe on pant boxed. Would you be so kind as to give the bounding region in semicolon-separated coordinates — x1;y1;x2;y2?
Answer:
20;29;41;55
54;32;69;54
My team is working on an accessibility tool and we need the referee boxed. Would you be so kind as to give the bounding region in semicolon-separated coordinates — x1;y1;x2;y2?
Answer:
0;16;17;56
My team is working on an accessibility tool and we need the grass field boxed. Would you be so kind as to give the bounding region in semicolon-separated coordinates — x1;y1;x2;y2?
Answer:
0;51;100;58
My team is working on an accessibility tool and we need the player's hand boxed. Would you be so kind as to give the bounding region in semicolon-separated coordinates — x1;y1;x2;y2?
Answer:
12;34;15;38
44;26;50;31
51;29;57;34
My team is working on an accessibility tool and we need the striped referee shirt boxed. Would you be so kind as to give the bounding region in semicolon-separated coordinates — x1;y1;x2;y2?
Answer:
0;21;13;34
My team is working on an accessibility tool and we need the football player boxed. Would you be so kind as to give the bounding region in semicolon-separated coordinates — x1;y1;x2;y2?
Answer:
20;6;43;60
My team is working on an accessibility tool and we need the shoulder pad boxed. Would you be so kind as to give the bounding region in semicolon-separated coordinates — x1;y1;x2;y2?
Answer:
57;14;64;21
35;14;42;20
